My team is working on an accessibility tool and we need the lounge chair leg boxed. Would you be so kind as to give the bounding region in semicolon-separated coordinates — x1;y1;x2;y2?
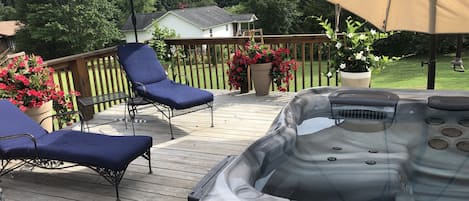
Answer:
168;112;174;140
92;167;125;201
210;103;214;128
144;149;152;174
128;102;136;136
115;184;120;201
123;101;128;130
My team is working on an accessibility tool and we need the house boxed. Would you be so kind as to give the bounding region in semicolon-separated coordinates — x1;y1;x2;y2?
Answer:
0;20;22;53
121;6;257;42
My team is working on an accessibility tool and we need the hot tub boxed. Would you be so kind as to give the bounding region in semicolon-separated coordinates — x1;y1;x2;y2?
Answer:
190;87;469;201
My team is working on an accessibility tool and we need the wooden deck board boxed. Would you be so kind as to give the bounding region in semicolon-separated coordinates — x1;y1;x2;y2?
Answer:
1;90;294;201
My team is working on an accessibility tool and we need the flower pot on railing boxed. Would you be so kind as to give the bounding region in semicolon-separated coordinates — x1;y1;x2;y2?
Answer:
24;100;53;132
240;80;249;94
340;71;371;88
251;62;272;96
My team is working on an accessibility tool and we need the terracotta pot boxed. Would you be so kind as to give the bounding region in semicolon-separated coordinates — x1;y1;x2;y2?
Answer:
24;101;53;132
340;71;371;88
251;63;272;96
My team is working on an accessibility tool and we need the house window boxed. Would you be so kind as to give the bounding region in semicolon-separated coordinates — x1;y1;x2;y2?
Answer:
210;29;213;37
226;25;229;31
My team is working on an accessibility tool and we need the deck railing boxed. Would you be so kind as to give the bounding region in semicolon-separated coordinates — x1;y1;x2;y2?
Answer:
45;46;129;121
44;34;336;120
165;34;337;92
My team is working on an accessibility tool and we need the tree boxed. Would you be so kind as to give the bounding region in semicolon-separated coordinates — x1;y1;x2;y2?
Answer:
148;24;177;64
14;0;122;59
115;0;157;25
215;0;240;8
0;3;16;20
290;0;335;34
157;0;216;11
241;0;300;34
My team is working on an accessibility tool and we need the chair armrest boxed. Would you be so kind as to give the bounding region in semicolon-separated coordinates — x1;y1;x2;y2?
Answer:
0;133;39;158
39;111;87;132
133;81;147;94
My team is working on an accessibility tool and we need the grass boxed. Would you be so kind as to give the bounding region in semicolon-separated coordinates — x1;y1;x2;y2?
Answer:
167;52;469;92
372;53;469;90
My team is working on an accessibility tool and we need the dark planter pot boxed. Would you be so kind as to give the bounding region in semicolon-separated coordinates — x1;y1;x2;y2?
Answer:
240;81;249;94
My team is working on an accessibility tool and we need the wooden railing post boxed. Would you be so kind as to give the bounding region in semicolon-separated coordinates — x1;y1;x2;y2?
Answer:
70;57;94;120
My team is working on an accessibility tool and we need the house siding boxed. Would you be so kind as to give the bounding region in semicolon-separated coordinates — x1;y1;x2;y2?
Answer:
158;14;204;38
124;28;155;43
203;24;233;38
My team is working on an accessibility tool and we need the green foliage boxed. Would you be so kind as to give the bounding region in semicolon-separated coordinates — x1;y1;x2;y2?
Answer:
216;0;240;7
115;0;157;25
240;0;300;34
316;16;395;75
224;4;247;14
14;0;122;59
148;23;177;63
157;0;216;10
290;0;334;33
0;3;16;20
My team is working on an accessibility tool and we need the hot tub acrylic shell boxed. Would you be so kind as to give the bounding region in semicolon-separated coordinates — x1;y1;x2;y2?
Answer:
197;87;469;201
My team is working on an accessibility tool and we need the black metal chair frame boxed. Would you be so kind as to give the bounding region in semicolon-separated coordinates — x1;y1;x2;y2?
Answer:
125;81;214;139
0;113;152;200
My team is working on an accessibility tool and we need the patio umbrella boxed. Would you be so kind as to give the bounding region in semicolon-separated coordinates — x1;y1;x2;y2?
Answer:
327;0;469;89
130;0;138;42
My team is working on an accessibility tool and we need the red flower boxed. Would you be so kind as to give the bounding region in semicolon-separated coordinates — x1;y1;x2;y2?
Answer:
15;74;30;86
1;54;79;123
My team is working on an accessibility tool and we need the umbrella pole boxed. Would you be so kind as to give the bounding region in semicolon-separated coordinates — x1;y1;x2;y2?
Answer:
130;0;138;42
427;35;437;90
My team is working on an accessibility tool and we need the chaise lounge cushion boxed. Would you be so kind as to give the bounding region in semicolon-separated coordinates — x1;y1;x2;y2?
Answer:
117;43;167;85
2;130;152;171
135;79;214;110
0;100;48;139
0;100;152;171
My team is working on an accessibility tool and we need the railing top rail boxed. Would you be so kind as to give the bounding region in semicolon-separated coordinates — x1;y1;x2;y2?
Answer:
165;34;331;45
44;46;117;66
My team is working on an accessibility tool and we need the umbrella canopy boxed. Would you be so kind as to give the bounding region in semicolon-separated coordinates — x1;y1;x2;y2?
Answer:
327;0;469;34
327;0;469;89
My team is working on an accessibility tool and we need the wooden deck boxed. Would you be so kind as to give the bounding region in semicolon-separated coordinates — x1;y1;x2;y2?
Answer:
1;90;295;201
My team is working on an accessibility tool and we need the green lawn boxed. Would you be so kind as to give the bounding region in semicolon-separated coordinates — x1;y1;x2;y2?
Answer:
167;53;469;92
372;53;469;90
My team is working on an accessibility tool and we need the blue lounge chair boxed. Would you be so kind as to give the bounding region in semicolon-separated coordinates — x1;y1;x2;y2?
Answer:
0;100;152;200
117;43;214;139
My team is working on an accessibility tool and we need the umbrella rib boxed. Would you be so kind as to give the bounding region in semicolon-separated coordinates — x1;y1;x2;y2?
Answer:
383;0;392;31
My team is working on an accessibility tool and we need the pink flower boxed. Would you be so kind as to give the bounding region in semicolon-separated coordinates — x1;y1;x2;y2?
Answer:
36;56;43;65
14;75;30;86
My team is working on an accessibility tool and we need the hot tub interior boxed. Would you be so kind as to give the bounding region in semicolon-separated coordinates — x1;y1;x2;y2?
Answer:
197;88;469;201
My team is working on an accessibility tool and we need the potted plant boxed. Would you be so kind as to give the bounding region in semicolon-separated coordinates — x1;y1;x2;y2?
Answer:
227;49;250;93
271;48;297;92
0;54;79;131
244;39;273;96
317;16;393;87
234;39;297;95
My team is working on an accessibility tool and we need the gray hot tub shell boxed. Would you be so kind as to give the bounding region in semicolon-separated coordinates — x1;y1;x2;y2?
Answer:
193;87;469;201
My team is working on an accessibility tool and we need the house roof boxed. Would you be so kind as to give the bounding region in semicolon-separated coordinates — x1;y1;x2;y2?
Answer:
121;12;165;31
0;21;23;37
121;6;257;31
170;6;256;29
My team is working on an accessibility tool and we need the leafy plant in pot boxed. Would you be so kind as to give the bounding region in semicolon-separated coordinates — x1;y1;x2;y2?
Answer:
0;55;80;131
227;50;250;93
317;16;394;87
232;38;297;95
